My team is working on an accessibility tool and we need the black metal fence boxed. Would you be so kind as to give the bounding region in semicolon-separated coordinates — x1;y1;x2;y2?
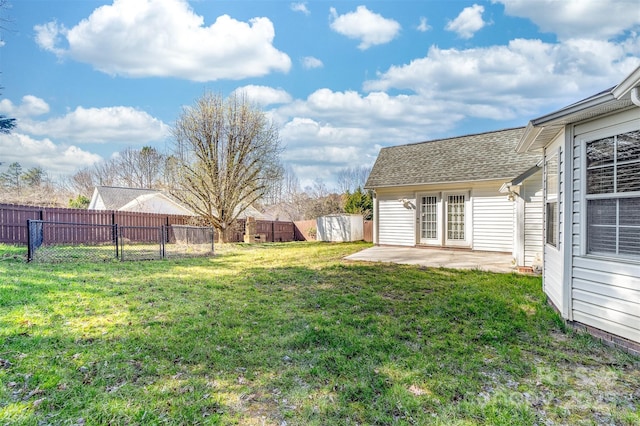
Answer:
27;220;214;262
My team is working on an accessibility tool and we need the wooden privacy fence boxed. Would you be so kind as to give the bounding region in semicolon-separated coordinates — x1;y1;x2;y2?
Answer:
225;219;296;243
0;203;300;245
1;203;371;245
1;203;193;245
363;220;373;243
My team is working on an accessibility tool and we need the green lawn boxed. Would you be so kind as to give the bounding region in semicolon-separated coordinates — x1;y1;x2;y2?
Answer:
0;242;638;425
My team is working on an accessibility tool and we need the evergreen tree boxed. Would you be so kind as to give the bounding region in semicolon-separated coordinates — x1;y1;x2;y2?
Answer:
0;162;22;190
343;186;373;220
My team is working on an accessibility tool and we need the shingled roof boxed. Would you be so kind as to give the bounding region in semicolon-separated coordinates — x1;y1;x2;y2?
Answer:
365;127;541;188
92;186;163;210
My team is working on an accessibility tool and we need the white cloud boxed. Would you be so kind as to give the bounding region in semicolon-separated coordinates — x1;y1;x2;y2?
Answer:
19;105;169;144
34;0;291;81
301;56;323;69
494;0;640;40
33;20;66;56
0;132;102;175
329;6;401;50
234;85;293;106
364;37;640;119
268;88;465;186
0;95;50;118
445;4;487;39
290;2;310;15
417;17;431;33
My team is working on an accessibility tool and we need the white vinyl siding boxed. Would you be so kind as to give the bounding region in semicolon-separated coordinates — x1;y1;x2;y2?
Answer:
377;193;416;246
522;171;544;267
543;135;565;314
472;186;513;252
571;257;640;343
569;110;640;343
374;179;542;258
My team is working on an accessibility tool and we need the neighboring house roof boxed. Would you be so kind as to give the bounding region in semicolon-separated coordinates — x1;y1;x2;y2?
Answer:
365;127;541;189
89;186;270;219
518;64;640;153
234;205;269;220
88;186;193;215
90;186;161;210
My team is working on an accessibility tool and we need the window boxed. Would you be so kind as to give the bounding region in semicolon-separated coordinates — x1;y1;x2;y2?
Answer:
545;151;559;247
586;130;640;258
447;194;465;240
420;196;437;239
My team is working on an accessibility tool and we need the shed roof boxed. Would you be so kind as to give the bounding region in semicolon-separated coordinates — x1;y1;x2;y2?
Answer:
365;127;541;189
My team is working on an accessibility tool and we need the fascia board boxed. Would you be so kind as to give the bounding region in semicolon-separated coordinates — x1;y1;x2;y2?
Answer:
612;65;640;99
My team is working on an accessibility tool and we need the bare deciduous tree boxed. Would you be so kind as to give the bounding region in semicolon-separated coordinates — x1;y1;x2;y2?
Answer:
262;165;301;205
300;178;343;219
118;146;165;188
67;146;166;197
66;167;96;198
169;91;283;241
336;165;372;194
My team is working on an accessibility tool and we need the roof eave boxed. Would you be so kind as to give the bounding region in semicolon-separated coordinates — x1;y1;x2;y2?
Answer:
517;91;617;153
366;176;530;190
515;122;543;154
530;91;615;127
518;65;640;153
612;66;640;100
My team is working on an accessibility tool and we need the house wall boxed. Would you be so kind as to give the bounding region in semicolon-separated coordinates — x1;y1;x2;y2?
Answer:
376;191;416;246
374;181;527;256
88;195;105;210
522;170;544;269
471;185;514;253
543;133;566;314
568;108;640;343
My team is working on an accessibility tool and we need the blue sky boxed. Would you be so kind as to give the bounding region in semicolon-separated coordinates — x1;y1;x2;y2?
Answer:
1;0;639;189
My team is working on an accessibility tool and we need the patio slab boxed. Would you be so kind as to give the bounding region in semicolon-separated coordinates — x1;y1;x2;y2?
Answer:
344;246;516;273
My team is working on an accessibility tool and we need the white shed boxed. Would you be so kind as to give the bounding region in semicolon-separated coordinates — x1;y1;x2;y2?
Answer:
316;214;364;242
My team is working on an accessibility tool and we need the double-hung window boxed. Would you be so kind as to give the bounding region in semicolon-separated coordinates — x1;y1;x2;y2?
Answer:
585;130;640;258
545;151;559;248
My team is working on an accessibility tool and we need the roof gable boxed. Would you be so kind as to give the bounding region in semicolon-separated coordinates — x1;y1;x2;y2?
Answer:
366;127;541;188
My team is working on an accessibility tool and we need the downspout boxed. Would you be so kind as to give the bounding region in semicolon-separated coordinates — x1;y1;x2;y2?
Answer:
631;87;640;107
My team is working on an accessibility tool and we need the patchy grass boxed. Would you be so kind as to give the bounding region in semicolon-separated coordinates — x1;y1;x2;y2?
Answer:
0;242;638;425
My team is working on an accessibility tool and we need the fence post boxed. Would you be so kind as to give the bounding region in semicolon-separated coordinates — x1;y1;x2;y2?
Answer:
161;225;166;259
27;219;32;262
113;223;119;260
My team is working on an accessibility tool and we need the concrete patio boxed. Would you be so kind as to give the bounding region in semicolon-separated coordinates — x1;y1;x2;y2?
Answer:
344;246;516;273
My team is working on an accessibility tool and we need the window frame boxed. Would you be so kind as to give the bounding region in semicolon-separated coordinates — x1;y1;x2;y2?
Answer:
418;193;441;245
544;148;560;249
582;128;640;260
